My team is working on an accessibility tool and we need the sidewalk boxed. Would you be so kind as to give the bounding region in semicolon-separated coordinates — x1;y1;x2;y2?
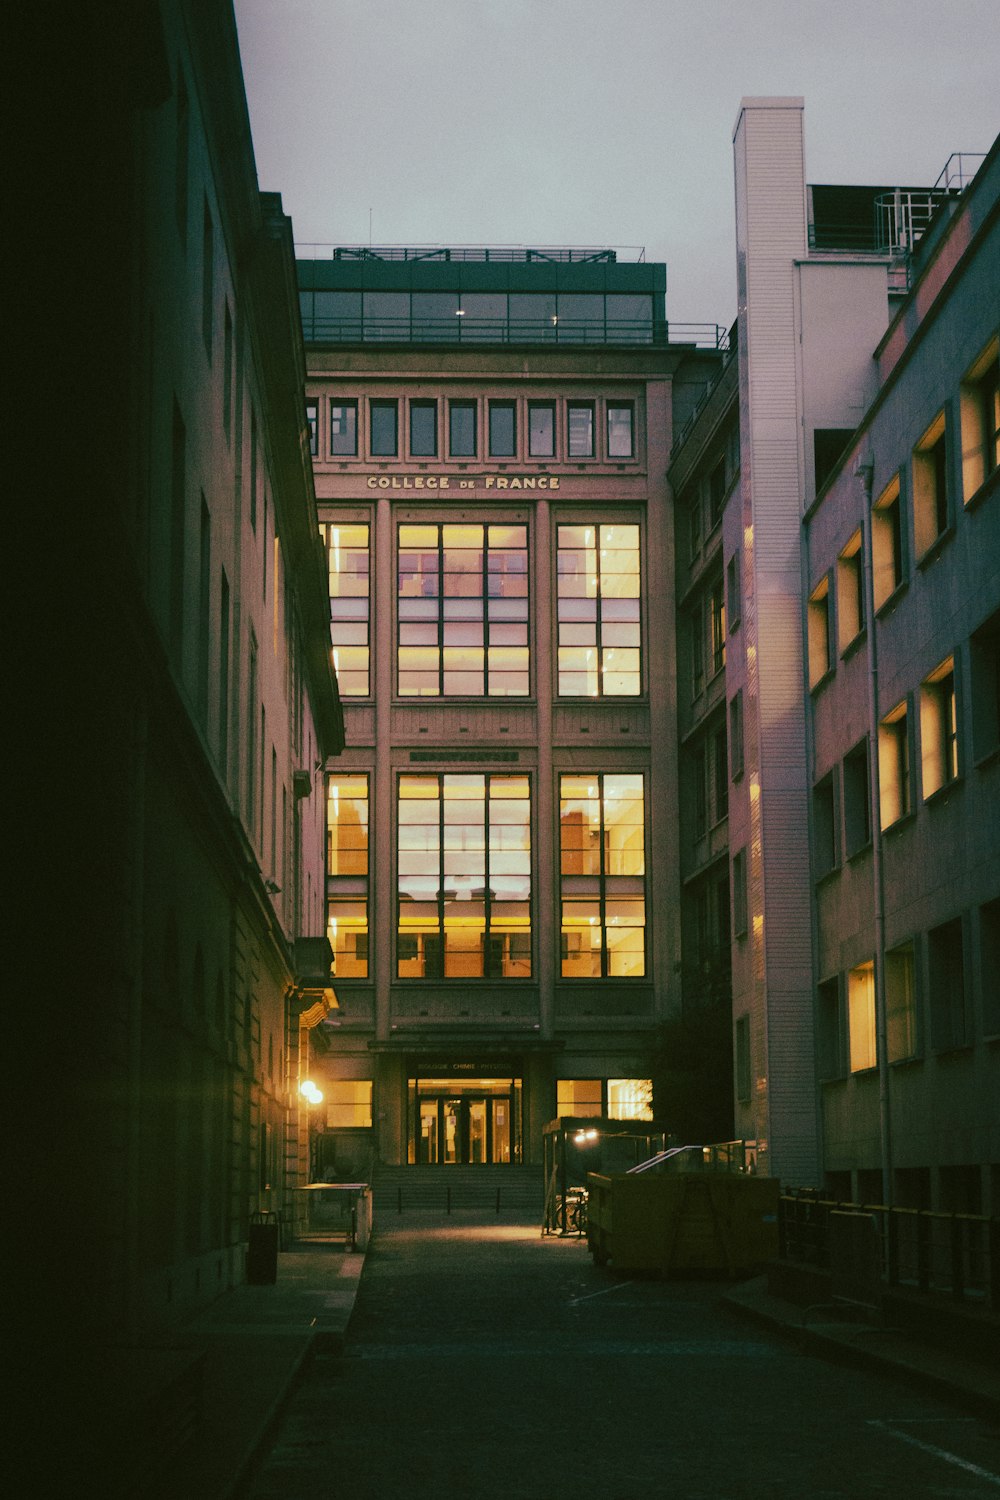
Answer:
722;1275;1000;1422
151;1236;367;1500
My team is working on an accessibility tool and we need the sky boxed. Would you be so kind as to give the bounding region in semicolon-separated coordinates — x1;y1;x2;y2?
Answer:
233;0;999;328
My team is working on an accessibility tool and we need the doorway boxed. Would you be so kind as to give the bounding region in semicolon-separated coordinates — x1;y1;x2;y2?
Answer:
410;1077;521;1165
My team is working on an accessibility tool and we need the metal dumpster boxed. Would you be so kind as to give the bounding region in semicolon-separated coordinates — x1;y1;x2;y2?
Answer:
586;1171;779;1275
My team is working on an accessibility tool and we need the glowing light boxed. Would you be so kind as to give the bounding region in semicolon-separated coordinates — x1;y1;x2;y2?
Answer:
300;1080;324;1105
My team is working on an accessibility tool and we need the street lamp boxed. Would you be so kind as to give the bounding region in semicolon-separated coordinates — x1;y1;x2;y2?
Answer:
299;1080;325;1180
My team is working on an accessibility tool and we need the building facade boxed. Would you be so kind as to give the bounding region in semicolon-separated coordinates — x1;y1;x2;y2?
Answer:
298;251;726;1173
46;0;343;1356
669;99;999;1209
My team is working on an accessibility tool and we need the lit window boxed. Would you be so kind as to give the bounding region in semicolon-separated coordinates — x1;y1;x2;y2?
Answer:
836;531;865;652
848;961;877;1072
330;400;358;457
920;657;958;798
557;524;641;697
560;773;645;978
607;405;634;459
489;402;516;458
878;700;910;829
710;579;726;675
327;776;369;978
959;337;999;502
886;941;917;1062
607;1079;652;1121
397;523;529;698
568;404;594;457
370;400;398;457
528;403;555;458
326;1081;372;1129
397;774;531;980
409;401;438;457
326;522;370;696
808;576;831;689
557;1080;602;1118
449;401;477;458
872;474;904;609
912;411;949;556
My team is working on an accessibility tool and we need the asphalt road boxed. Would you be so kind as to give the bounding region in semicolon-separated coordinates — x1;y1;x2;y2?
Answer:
244;1216;1000;1499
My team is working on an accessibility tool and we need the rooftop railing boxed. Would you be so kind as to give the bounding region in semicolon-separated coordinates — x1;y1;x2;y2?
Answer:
299;313;730;350
296;243;647;263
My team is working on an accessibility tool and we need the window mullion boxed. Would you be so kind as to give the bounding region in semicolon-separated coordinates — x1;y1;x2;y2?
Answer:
437;528;445;697
595;531;604;699
437;775;445;979
482;527;490;700
484;775;492;977
599;773;608;978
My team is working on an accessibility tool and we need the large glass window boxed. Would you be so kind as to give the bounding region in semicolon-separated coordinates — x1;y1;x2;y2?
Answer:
557;523;641;696
606;293;653;344
412;291;460;342
560;773;645;978
326;1081;373;1129
509;293;556;341
397;774;531;979
398;523;529;697
556;294;604;344
327;776;369;978
362;290;409;341
568;404;594;457
326;522;369;696
330;400;357;457
848;960;877;1072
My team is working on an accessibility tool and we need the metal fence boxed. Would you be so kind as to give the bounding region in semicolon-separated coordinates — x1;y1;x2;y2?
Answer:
779;1190;1000;1313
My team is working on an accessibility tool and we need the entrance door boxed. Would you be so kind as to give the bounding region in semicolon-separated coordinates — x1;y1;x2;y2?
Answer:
409;1077;522;1164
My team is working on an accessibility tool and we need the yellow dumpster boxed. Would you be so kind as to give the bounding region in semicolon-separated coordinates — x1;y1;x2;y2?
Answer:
586;1171;779;1275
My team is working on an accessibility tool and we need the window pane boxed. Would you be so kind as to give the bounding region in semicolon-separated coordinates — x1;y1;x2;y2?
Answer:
411;291;459;342
450;402;477;457
509;293;556;341
607;405;634;458
606;294;653;344
556;294;604;344
459;293;507;342
326;522;369;695
410;402;438;456
489;403;516;457
330;401;357;456
370;401;397;455
568;405;594;456
363;290;409;340
528;404;555;457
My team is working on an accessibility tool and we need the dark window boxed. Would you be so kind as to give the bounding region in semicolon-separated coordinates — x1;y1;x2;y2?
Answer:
970;609;1000;763
509;293;556;341
362;290;409;341
410;401;438;457
311;291;362;340
710;580;726;675
729;692;744;779
817;976;845;1079
458;293;507;341
605;293;653;344
489;402;516;457
727;552;742;633
843;740;871;856
370;401;398;457
735;1015;751;1102
928;916;967;1051
732;848;748;937
305;398;318;457
814;429;852;492
692;743;707;839
528;403;555;458
568;404;594;457
708;457;726;525
607;405;634;459
813;773;837;879
713;724;729;821
412;291;459;342
330;400;357;457
555;294;604;343
449;401;477;457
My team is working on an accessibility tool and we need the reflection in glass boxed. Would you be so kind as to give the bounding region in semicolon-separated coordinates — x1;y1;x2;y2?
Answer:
560;773;645;977
557;523;640;696
327;775;369;977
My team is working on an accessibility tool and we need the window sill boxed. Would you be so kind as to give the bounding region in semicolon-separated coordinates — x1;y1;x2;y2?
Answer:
814;863;840;887
875;579;909;620
848;1066;878;1079
915;524;955;571
889;1052;922;1068
881;810;915;838
840;629;867;664
962;464;999;513
973;744;1000;771
809;666;836;696
846;841;873;864
932;1041;975;1059
923;776;962;809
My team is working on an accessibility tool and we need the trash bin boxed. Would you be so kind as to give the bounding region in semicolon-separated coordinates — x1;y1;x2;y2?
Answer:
247;1210;279;1284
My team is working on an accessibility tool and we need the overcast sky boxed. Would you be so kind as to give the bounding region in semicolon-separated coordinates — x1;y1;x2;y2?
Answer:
233;0;998;327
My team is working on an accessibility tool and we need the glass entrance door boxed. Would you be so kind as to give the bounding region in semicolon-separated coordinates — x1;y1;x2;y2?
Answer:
408;1077;522;1164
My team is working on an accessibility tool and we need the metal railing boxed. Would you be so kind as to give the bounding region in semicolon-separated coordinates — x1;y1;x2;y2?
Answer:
934;153;987;193
298;313;729;349
296;243;647;263
779;1191;1000;1313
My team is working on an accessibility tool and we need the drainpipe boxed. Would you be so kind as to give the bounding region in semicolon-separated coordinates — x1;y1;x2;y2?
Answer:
855;457;893;1210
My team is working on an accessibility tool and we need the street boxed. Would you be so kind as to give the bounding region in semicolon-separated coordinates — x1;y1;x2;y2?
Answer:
244;1217;1000;1499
